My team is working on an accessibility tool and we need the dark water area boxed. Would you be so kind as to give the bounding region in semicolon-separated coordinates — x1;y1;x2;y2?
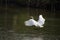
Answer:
0;30;60;40
0;7;60;40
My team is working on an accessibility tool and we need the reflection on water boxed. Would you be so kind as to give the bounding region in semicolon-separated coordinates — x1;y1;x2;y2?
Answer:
22;37;43;40
0;7;60;40
0;30;60;40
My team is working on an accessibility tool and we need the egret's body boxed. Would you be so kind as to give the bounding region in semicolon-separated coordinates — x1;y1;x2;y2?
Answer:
25;19;38;26
24;15;45;28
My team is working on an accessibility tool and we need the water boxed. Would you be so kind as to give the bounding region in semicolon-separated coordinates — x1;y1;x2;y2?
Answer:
0;7;60;40
0;30;60;40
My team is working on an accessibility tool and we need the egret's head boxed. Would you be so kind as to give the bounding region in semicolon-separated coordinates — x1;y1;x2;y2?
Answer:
30;16;34;19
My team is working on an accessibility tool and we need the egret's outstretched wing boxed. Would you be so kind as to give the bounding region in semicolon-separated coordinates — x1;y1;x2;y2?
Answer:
24;15;45;28
24;19;38;26
38;15;45;26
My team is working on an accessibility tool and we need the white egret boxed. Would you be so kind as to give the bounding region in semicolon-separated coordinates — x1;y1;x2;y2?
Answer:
24;15;45;28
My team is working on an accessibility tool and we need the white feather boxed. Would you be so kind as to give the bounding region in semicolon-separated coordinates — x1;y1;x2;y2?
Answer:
24;15;45;28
